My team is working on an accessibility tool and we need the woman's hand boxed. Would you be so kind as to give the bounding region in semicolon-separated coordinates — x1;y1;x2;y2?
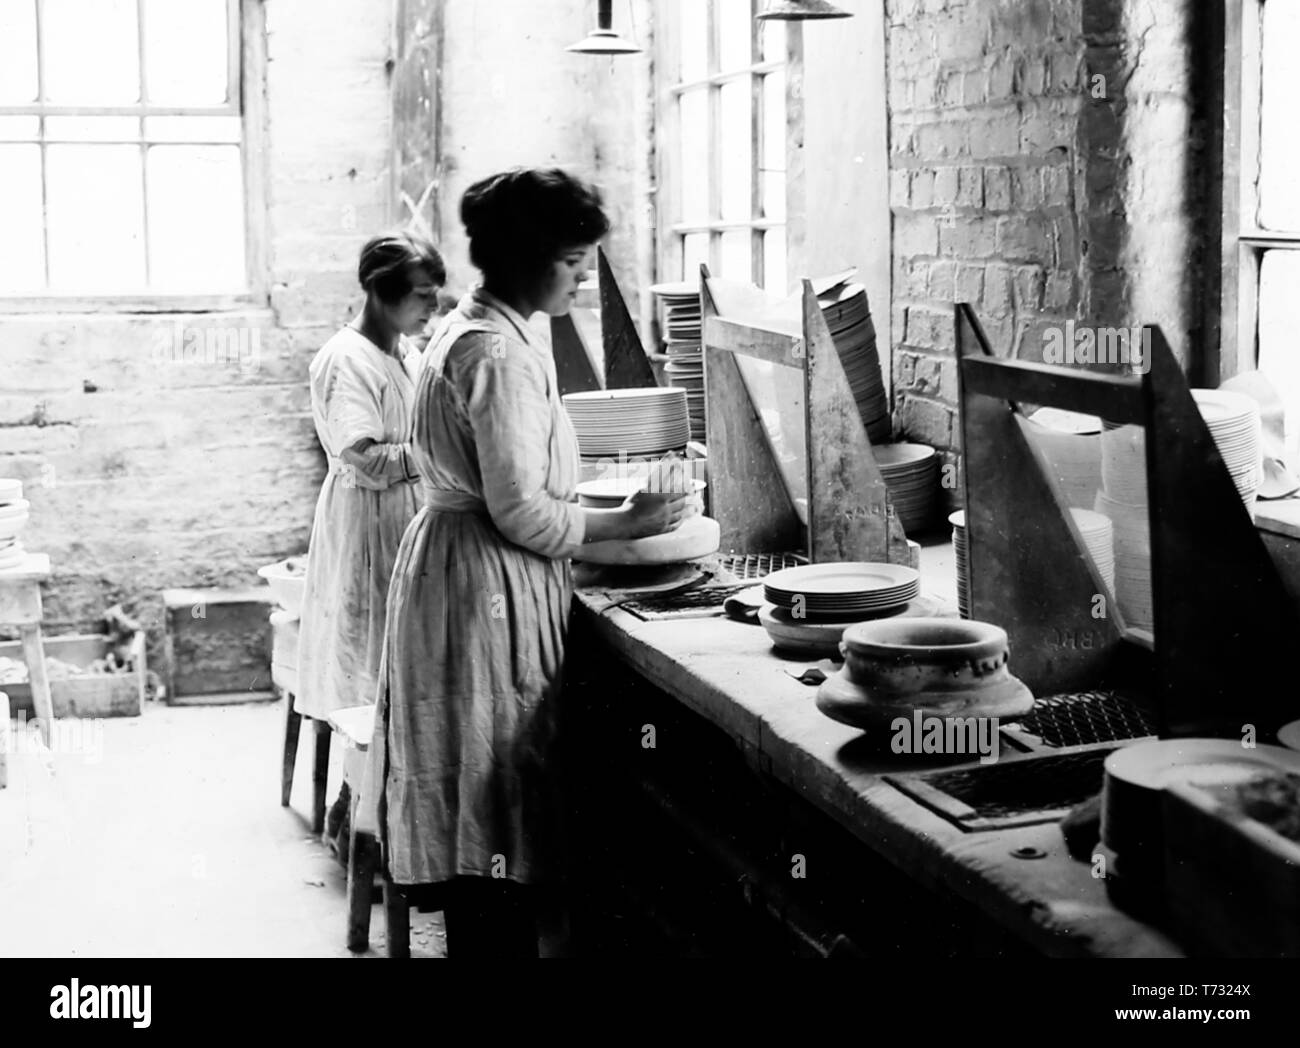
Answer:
621;491;691;539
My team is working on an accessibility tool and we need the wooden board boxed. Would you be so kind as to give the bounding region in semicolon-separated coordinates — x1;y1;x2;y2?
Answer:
550;312;602;398
598;247;658;390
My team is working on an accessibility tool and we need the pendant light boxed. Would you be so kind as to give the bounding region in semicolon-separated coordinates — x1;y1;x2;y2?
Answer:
756;0;852;19
567;0;642;54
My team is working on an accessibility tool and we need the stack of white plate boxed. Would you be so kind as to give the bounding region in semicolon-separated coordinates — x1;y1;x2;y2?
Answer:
763;562;921;617
876;443;939;532
563;388;692;459
652;283;705;441
1192;389;1263;511
950;511;970;618
0;479;28;572
820;283;891;444
1071;508;1116;594
1024;407;1102;509
1095;491;1152;631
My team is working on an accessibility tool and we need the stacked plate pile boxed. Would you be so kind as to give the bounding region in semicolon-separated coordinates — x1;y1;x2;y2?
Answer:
952;508;1113;620
876;443;939;532
820;283;891;444
651;283;705;441
758;562;922;656
1193;389;1263;510
0;479;29;572
950;511;970;618
563;388;691;460
1024;407;1103;509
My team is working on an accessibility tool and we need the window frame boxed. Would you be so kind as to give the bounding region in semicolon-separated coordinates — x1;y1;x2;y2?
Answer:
0;0;268;313
653;0;788;289
1221;0;1300;380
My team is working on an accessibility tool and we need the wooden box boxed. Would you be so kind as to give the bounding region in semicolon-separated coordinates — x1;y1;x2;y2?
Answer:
162;587;275;705
1163;779;1300;958
0;633;146;718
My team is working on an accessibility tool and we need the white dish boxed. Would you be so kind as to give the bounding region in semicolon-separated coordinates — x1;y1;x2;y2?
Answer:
1104;738;1300;791
1276;720;1300;752
258;557;308;618
0;479;22;504
575;514;720;567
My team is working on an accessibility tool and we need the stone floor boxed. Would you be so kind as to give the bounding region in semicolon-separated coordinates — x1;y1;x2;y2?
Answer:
0;697;445;958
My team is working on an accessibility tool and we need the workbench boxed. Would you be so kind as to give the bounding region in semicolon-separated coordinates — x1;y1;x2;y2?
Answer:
567;549;1183;958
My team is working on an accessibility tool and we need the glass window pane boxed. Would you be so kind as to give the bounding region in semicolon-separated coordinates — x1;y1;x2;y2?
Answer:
679;0;707;81
679;89;710;223
0;144;45;292
44;116;139;142
763;230;786;293
1258;249;1300;464
720;229;751;282
147;145;245;292
682;233;709;282
43;0;140;105
144;0;230;106
762;71;786;220
761;19;786;63
0;0;38;103
45;144;145;291
1260;0;1300;231
0;115;39;141
719;78;753;222
718;0;752;71
145;116;241;143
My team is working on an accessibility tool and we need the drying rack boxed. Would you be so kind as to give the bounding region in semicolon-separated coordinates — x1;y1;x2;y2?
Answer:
700;267;913;567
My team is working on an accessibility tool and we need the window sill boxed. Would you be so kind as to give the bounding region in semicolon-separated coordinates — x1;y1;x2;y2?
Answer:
0;293;267;315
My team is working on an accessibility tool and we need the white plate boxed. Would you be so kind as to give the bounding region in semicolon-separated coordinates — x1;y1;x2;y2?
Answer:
763;562;920;603
1105;738;1300;791
1277;720;1300;752
0;479;22;504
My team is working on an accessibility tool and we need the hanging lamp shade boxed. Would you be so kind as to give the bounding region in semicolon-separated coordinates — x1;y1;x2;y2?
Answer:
756;0;852;19
567;0;642;54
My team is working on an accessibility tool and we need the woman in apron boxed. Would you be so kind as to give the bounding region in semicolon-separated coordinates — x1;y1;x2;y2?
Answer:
296;231;445;853
373;169;688;957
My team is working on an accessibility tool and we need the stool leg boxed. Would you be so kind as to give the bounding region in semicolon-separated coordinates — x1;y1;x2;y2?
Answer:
20;625;54;748
347;828;379;952
281;692;302;807
311;720;330;835
385;877;411;959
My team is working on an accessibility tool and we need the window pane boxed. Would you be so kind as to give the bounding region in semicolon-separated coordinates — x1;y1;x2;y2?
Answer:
1260;0;1300;231
1258;249;1300;463
679;0;707;81
762;70;786;220
44;116;140;142
0;115;39;141
0;0;38;103
145;116;241;143
763;230;786;293
719;78;753;222
718;0;752;71
679;88;709;223
148;145;245;292
0;144;45;292
682;233;709;282
46;144;145;291
761;19;785;63
720;229;751;282
43;0;140;105
144;0;230;106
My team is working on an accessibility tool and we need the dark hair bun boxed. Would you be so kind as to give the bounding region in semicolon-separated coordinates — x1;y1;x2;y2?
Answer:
358;230;447;304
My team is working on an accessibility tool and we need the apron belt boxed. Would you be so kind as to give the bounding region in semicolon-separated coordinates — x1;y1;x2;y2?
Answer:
425;489;488;514
327;456;416;492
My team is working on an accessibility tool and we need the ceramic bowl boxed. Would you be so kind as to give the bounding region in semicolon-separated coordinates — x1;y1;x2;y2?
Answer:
258;557;308;619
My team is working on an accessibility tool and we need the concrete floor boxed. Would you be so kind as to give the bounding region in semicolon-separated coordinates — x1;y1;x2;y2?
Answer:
0;697;444;958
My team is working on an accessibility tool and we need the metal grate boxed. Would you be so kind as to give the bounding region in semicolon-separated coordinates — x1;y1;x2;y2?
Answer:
719;552;809;580
1010;691;1155;749
885;744;1122;831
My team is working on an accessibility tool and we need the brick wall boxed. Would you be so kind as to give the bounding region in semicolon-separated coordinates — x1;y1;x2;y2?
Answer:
885;0;1213;504
0;0;394;644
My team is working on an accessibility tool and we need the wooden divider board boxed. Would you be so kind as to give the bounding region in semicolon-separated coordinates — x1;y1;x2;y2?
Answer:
702;267;910;565
550;246;657;398
956;302;1300;738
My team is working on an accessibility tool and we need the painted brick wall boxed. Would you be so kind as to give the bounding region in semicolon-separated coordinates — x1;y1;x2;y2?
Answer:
0;0;394;647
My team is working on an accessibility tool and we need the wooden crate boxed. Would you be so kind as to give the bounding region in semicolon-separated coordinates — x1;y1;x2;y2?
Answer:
0;633;146;718
1163;780;1300;958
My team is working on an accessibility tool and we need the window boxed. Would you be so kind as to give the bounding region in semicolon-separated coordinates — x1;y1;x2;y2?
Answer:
655;0;788;291
0;0;257;306
1224;0;1300;460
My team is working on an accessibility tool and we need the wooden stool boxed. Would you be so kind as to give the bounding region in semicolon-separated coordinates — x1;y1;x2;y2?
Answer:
271;613;332;835
326;704;383;953
0;554;55;747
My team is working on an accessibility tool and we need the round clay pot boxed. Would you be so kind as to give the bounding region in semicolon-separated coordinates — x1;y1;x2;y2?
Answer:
816;618;1034;728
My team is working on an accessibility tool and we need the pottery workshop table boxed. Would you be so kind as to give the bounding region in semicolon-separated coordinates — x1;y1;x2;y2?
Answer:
0;554;54;746
569;582;1183;958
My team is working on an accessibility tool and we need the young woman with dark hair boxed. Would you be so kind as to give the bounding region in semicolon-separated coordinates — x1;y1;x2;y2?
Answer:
370;169;688;956
296;230;445;854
